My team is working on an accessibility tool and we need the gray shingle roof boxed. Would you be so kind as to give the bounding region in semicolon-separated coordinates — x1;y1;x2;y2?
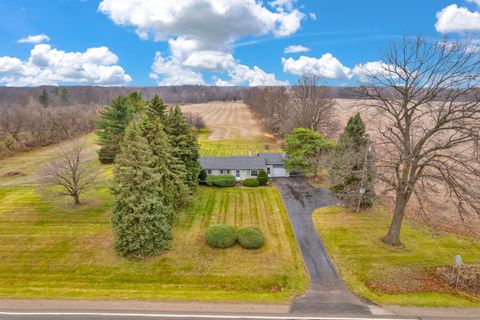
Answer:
200;156;266;170
257;152;286;165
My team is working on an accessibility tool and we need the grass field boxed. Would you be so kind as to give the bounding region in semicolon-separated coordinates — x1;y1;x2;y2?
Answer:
199;129;281;156
0;131;307;302
312;206;480;307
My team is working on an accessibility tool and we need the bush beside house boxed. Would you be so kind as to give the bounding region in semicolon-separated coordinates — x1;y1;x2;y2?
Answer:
205;175;236;187
243;178;260;187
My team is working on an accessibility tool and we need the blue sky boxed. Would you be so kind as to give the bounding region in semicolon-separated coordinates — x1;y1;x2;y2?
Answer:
0;0;477;86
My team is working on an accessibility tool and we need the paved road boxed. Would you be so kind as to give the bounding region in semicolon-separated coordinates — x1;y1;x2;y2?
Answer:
274;177;372;315
0;311;417;320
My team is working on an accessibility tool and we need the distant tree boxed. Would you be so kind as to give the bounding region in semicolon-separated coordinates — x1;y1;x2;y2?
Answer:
198;169;207;184
59;88;69;106
284;128;334;175
38;89;50;108
164;106;200;200
329;113;375;211
44;139;97;205
112;119;174;258
291;75;338;137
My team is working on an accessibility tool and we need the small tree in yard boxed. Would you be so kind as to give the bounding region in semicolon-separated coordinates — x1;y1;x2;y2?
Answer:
44;140;97;205
258;170;268;185
359;36;480;246
112;119;174;258
330;113;375;211
284;128;335;175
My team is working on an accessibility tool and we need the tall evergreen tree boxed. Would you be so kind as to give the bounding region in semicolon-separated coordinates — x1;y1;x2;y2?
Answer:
145;95;166;121
329;113;375;210
138;113;183;211
112;119;174;258
165;106;201;193
96;96;133;164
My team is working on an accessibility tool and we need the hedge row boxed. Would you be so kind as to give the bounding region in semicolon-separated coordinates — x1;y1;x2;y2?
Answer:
205;175;236;187
205;225;265;249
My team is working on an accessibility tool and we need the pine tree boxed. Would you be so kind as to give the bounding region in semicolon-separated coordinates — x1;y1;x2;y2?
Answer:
165;106;201;194
38;89;49;108
112;119;174;258
145;95;166;121
329;113;375;210
138;113;180;211
96;96;133;164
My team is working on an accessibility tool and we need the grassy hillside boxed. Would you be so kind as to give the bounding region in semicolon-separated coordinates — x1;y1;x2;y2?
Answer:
0;134;307;302
312;206;480;307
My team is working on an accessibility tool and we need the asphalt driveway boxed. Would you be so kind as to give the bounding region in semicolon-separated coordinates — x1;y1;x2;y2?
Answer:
275;177;373;315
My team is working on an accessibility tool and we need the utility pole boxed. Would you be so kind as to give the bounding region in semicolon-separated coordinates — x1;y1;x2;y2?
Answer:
355;138;371;213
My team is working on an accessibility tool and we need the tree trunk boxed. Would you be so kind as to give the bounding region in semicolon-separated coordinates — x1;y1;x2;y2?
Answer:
73;194;80;205
383;190;408;247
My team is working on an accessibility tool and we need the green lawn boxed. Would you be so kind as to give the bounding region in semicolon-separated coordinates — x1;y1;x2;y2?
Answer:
0;134;307;302
312;206;480;307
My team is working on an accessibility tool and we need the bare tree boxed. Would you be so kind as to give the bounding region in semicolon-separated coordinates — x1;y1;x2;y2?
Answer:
291;75;338;137
44;139;97;205
359;36;480;246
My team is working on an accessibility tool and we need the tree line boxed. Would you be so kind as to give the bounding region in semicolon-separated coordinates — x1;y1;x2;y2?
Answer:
0;103;97;153
244;75;338;137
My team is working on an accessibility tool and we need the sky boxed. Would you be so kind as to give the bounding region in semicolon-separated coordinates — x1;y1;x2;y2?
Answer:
0;0;478;87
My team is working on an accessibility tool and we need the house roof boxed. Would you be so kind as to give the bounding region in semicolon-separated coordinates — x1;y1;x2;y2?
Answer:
257;152;286;165
200;156;266;170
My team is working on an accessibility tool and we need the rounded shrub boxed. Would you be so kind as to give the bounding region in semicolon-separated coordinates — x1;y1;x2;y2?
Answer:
243;178;259;187
205;224;237;248
257;170;268;185
206;175;236;187
237;227;265;249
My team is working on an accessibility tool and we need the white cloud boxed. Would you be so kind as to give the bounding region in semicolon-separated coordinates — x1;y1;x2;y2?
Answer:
17;34;50;44
435;4;480;33
282;54;352;80
150;52;205;86
284;45;310;54
99;0;305;86
215;64;288;86
352;61;398;82
308;12;317;20
0;44;131;86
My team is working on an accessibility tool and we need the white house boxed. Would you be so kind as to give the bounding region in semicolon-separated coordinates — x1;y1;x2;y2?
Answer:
200;152;290;181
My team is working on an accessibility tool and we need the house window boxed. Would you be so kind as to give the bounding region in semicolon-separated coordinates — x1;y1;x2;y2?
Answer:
267;167;271;174
220;170;224;174
236;170;240;178
226;170;231;174
251;170;258;177
207;170;212;174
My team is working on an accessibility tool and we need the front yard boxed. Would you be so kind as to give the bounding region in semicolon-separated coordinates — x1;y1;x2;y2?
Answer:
313;205;480;307
0;180;307;301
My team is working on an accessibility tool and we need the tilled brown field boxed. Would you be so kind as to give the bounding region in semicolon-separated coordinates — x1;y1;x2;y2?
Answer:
181;101;264;141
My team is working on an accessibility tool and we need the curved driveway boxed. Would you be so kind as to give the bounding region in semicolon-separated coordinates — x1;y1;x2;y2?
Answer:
275;177;372;315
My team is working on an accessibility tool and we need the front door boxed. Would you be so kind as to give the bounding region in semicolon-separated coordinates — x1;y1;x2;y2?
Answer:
236;170;241;180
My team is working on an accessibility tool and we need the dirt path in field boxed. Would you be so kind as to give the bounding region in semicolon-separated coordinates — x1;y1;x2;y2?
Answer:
181;101;264;141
